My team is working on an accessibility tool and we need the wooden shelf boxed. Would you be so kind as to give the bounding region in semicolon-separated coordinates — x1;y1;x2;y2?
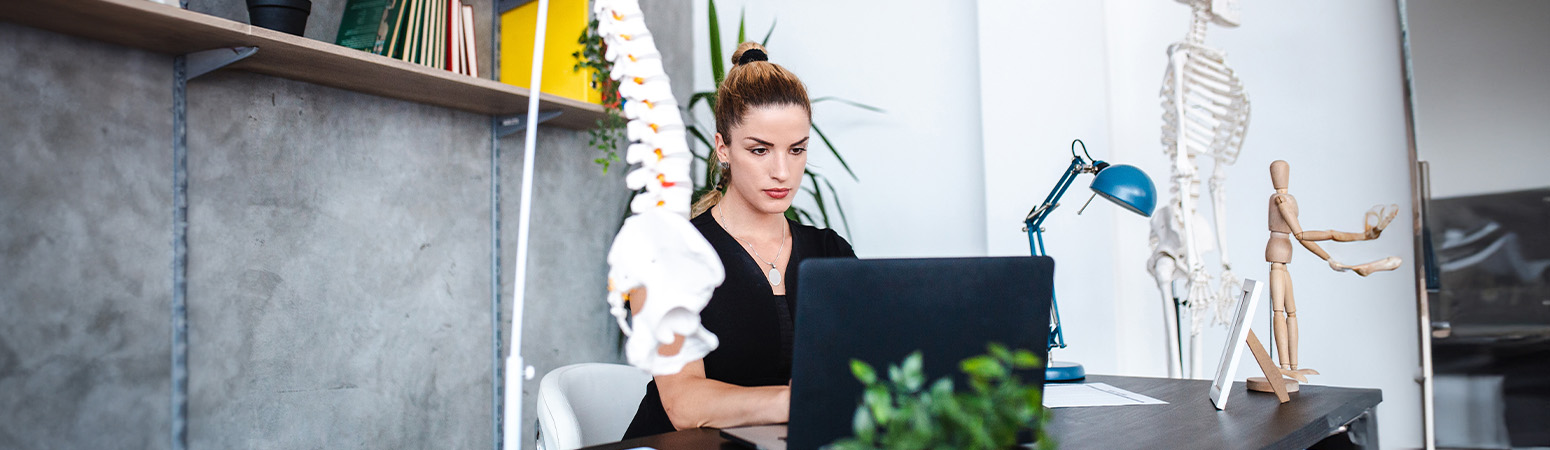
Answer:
0;0;605;129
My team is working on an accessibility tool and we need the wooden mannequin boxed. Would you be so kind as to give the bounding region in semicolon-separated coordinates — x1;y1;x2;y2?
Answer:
1257;160;1400;391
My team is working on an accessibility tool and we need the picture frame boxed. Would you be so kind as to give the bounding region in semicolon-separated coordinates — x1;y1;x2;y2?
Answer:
1210;278;1264;410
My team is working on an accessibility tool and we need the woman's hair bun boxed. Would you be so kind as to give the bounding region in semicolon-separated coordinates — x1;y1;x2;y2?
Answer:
730;42;769;67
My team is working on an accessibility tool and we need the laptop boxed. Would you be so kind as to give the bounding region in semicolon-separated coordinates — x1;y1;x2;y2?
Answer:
722;256;1055;450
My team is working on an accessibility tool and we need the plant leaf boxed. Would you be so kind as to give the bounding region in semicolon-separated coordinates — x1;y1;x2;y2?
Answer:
788;206;817;225
1013;350;1041;370
736;8;746;45
811;123;858;181
761;19;776;47
708;0;725;84
850;359;877;385
851;407;875;443
820;176;853;238
805;171;833;229
813;95;886;113
689;91;717;113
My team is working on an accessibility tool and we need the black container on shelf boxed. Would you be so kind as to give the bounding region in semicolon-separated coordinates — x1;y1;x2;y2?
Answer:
247;0;311;36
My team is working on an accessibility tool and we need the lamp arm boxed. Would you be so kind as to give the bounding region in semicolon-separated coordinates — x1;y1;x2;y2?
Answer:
1024;156;1089;352
1024;156;1089;232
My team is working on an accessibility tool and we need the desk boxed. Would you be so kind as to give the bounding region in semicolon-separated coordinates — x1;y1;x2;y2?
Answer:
580;375;1382;450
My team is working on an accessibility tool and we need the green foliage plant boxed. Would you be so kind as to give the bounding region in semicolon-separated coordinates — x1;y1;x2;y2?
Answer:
828;344;1055;450
573;18;626;173
573;1;882;235
692;0;882;236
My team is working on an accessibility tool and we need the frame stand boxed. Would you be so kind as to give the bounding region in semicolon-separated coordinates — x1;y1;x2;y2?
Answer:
1243;329;1292;402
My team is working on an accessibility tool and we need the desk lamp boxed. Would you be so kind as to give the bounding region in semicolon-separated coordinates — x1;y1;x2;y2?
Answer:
1024;140;1157;382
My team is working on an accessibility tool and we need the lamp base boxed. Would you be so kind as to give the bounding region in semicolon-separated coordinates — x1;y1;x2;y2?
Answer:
1046;360;1086;382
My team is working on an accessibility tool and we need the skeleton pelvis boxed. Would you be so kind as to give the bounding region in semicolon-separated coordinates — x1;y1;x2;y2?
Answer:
1149;203;1217;257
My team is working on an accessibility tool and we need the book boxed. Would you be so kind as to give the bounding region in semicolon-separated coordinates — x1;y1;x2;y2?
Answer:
412;0;429;66
383;0;415;59
334;0;393;51
462;4;478;76
370;0;474;73
432;0;445;70
449;0;463;75
370;0;402;54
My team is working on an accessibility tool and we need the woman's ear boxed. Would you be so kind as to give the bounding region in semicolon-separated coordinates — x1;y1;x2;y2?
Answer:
713;132;730;163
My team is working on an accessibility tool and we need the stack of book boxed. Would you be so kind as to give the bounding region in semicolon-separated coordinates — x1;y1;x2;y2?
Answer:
335;0;479;77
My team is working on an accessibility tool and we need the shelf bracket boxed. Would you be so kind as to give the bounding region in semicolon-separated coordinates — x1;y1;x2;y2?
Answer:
185;46;259;80
497;110;563;137
496;0;538;14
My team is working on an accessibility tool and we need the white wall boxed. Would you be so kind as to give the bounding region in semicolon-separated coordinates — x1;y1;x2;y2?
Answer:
983;1;1422;448
1407;0;1550;198
697;1;1424;447
691;0;987;258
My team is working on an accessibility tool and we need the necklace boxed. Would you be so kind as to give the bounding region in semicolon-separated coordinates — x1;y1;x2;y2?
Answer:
719;205;787;286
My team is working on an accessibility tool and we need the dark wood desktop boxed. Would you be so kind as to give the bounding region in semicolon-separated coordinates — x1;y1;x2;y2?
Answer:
580;375;1382;450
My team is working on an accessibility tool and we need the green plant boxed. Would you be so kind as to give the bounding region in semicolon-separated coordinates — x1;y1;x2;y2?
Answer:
574;1;881;235
573;18;626;173
828;344;1055;450
689;0;881;236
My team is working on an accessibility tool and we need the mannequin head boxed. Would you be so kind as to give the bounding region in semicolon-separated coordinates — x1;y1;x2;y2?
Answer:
691;42;812;217
1270;160;1290;191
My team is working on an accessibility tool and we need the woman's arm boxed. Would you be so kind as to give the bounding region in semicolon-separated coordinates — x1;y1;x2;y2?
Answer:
655;359;790;430
628;286;789;430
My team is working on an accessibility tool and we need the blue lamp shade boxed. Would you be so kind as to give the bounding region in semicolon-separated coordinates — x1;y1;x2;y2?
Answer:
1090;164;1157;217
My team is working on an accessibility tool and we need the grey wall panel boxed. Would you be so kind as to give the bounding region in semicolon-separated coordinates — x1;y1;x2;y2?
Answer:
184;72;492;449
642;0;695;108
2;0;691;447
498;126;632;450
495;2;690;448
0;23;174;450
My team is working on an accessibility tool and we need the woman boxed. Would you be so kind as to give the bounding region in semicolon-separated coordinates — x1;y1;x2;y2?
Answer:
622;42;856;438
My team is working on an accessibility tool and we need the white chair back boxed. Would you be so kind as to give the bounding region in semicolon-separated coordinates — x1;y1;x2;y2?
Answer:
535;363;652;450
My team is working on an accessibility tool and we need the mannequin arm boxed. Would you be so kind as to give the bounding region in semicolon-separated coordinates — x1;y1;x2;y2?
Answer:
1276;199;1332;261
1302;204;1397;242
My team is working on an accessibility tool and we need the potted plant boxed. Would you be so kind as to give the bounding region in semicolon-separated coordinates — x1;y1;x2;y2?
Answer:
248;0;312;36
829;344;1055;450
574;0;881;235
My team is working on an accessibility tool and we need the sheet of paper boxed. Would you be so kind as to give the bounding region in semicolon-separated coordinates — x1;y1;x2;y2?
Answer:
1042;382;1168;408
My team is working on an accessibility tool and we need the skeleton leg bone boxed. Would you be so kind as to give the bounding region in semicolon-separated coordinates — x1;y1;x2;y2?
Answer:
1153;256;1184;378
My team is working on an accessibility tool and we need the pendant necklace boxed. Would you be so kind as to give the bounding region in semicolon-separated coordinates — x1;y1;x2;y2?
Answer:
720;206;787;286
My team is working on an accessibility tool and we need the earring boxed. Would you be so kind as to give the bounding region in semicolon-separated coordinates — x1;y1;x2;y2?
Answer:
718;161;729;170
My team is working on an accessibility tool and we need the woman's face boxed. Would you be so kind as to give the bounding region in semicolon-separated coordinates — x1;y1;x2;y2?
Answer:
715;104;810;216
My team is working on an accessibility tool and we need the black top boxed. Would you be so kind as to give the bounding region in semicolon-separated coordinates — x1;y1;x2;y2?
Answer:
622;209;856;439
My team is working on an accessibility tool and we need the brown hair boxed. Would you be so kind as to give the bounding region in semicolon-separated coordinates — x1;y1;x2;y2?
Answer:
690;42;812;217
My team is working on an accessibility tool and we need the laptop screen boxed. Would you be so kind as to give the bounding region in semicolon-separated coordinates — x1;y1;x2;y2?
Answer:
786;256;1054;450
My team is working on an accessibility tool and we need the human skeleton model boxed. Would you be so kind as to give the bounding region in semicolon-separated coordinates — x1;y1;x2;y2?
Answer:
595;0;725;375
1149;0;1251;379
1265;160;1401;384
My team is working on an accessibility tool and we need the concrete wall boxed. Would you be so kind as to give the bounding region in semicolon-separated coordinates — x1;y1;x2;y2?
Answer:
0;24;173;450
0;0;691;448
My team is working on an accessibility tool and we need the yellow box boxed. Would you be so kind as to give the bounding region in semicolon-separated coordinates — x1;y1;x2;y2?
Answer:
500;0;599;104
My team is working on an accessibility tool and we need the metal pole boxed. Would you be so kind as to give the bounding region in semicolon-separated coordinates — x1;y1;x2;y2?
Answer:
504;0;548;448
